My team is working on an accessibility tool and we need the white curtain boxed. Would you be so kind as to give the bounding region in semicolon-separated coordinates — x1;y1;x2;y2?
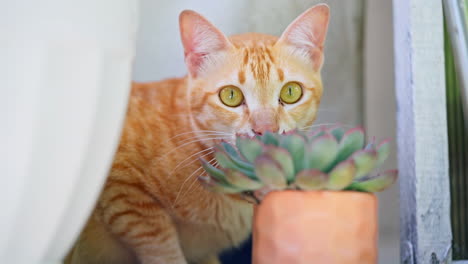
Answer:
2;0;138;263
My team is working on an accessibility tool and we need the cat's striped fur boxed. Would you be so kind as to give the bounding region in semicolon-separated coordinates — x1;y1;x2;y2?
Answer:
66;4;329;264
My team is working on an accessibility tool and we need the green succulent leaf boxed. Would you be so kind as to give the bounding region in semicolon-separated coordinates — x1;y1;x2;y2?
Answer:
376;139;390;167
198;175;240;193
213;149;237;169
236;136;263;163
261;131;279;146
348;170;398;192
199;126;397;195
327;160;356;190
279;133;306;173
335;127;365;164
304;134;338;171
200;159;227;182
254;154;287;189
329;126;345;142
225;169;263;190
264;146;295;183
353;149;378;179
213;148;256;179
219;142;253;170
294;169;328;190
220;141;242;159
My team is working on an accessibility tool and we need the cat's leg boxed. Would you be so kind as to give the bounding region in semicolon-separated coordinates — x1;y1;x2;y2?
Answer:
197;255;221;264
99;177;188;264
115;212;187;264
65;212;138;264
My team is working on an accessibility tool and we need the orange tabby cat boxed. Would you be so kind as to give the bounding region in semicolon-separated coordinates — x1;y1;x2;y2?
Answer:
67;4;329;264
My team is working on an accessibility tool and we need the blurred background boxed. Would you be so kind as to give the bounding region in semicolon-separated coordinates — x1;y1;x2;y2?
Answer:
132;0;398;263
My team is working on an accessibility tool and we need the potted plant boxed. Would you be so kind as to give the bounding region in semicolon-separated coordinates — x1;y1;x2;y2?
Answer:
199;126;397;264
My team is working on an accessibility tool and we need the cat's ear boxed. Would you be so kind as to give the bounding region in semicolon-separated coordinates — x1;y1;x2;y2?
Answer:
276;4;330;71
179;10;233;78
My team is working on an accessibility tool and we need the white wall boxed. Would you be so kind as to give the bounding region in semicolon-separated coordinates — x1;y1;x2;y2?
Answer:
364;0;399;263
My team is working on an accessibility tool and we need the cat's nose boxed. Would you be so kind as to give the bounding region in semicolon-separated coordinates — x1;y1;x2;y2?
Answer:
252;125;277;135
251;109;279;135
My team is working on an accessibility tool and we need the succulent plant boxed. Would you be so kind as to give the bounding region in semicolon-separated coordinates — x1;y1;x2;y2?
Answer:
198;126;397;202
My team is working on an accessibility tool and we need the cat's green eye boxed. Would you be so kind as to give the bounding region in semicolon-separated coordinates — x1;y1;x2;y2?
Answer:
280;82;303;104
219;86;244;107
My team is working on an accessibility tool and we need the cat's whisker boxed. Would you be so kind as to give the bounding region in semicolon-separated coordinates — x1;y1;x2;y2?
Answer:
182;171;208;201
317;107;335;111
172;157;216;208
169;148;214;175
180;160;219;202
316;109;339;113
174;136;230;146
171;166;204;208
300;123;340;129
157;136;230;161
299;123;355;131
176;133;232;145
166;130;231;142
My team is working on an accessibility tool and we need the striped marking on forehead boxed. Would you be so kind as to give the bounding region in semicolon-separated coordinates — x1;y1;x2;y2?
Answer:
238;45;276;85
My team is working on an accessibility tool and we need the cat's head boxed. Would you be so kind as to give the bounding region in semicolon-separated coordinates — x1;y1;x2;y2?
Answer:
179;4;330;142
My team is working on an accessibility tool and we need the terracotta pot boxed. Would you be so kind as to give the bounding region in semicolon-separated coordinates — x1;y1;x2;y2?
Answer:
252;191;378;264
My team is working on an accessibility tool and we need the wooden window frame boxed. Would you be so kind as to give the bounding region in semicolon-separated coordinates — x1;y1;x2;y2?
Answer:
393;0;453;263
